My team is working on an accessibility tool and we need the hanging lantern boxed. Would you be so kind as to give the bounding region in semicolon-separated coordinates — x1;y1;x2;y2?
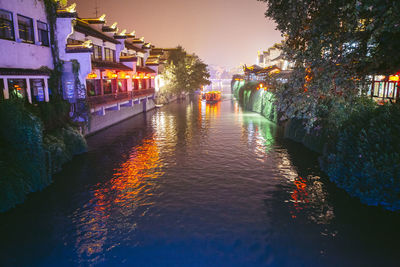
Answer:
87;72;97;79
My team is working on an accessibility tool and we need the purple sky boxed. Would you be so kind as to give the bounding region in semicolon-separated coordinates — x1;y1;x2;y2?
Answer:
71;0;282;68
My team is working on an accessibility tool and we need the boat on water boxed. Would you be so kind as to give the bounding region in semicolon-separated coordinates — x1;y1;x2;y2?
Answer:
202;91;221;103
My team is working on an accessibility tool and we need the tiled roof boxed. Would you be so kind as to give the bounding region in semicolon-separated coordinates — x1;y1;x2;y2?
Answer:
0;68;51;76
57;10;77;18
74;20;120;44
92;60;132;71
136;66;156;74
124;41;146;53
131;38;144;44
66;44;93;53
120;56;138;62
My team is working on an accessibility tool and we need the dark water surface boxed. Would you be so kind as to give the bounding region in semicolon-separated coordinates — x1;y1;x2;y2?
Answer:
1;97;400;266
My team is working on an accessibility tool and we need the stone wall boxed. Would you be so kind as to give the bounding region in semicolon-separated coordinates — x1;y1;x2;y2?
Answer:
87;99;155;135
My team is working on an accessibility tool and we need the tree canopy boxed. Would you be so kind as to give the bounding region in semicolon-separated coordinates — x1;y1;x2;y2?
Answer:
258;0;400;129
162;46;210;94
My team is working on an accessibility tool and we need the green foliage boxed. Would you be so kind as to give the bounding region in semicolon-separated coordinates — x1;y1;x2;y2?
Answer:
260;0;400;129
234;81;278;123
44;126;87;174
162;46;210;95
0;99;87;212
26;95;71;132
326;104;400;210
0;100;48;212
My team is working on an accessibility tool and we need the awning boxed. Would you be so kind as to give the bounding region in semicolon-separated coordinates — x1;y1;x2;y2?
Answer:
0;68;51;76
136;66;156;74
92;60;132;71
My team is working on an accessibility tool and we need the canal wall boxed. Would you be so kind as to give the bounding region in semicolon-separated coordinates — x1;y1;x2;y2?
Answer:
232;79;400;211
87;99;156;135
232;80;325;154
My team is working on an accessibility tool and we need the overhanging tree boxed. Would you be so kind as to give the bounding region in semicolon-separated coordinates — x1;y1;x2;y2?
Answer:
162;46;210;95
258;0;400;129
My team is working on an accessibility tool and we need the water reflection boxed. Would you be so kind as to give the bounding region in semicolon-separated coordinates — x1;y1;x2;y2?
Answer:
240;110;334;225
74;137;163;263
1;98;400;266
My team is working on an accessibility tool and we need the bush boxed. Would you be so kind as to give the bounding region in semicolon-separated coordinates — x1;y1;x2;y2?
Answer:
44;126;87;174
0;100;87;212
0;100;49;212
326;104;400;210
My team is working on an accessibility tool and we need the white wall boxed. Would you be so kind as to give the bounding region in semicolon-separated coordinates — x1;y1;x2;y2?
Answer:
56;18;92;86
0;0;53;69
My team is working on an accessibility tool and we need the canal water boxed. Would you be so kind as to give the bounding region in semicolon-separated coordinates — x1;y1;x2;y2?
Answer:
1;97;400;266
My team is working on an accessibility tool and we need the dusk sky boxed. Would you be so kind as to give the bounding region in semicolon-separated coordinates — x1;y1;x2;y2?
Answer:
72;0;282;68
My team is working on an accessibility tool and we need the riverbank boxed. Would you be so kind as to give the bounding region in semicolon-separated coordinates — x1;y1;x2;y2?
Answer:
1;98;400;266
0;93;180;212
0;99;87;212
232;79;400;211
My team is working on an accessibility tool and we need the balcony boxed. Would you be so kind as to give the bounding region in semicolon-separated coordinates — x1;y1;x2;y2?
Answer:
87;88;155;108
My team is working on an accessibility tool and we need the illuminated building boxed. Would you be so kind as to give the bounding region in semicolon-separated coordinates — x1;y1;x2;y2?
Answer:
0;0;52;103
55;3;167;133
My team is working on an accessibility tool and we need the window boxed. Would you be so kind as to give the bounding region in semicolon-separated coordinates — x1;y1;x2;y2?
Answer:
0;79;4;100
17;15;34;43
0;9;14;40
86;79;101;96
104;48;115;62
29;79;45;103
103;79;112;94
37;21;49;46
118;79;127;93
133;79;139;90
8;79;27;99
137;57;143;66
91;45;102;61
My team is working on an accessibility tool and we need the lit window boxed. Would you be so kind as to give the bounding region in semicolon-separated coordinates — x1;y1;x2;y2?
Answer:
0;9;14;40
8;79;27;99
37;21;49;46
29;79;45;103
104;48;116;62
91;45;102;61
17;14;34;43
0;79;4;100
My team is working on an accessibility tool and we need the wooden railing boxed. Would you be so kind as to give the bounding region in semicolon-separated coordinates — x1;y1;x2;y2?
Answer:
87;88;155;108
133;88;155;98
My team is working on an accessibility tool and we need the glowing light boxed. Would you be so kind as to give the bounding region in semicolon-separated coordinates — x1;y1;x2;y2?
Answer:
83;40;93;48
99;14;106;21
256;83;264;90
110;22;118;29
111;74;118;78
389;75;399;82
119;29;126;36
87;72;97;79
66;3;76;13
125;75;130;79
129;30;135;36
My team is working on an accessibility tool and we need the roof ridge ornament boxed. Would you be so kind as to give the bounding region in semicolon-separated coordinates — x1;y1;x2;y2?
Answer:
66;3;76;13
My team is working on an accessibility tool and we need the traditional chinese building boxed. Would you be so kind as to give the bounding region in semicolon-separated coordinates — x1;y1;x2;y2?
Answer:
56;5;165;133
0;0;52;103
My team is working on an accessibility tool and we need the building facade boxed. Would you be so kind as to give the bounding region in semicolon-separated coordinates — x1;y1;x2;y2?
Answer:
1;0;166;134
0;0;52;103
